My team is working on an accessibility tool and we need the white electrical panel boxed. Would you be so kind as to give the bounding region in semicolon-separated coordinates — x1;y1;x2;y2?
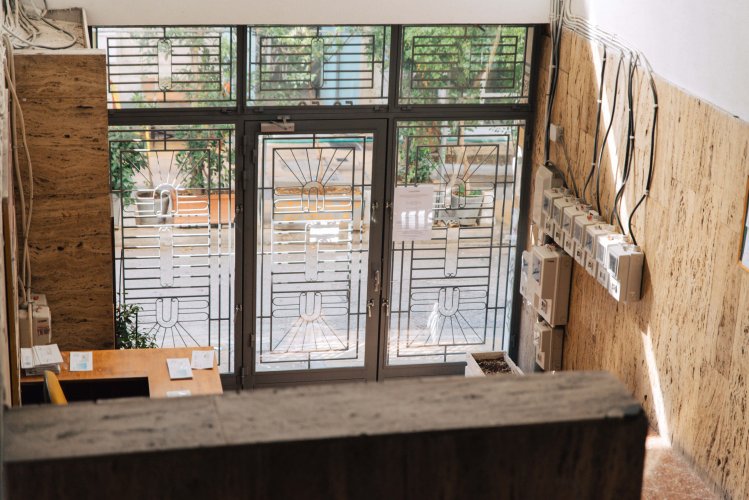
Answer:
542;188;568;237
560;203;591;255
607;244;644;302
530;245;572;326
519;250;535;301
532;165;563;230
572;211;601;266
533;320;564;371
552;195;577;246
595;232;625;288
583;224;615;277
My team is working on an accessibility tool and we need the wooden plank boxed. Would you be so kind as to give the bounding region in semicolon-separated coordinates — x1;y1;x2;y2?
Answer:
5;372;647;500
20;347;222;399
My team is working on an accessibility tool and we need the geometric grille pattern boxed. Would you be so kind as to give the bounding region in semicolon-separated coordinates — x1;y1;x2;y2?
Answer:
249;26;390;106
94;27;237;109
256;133;373;371
400;26;532;105
109;125;235;373
388;121;524;365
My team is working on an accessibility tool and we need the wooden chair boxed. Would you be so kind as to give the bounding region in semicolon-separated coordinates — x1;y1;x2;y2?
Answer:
43;370;68;405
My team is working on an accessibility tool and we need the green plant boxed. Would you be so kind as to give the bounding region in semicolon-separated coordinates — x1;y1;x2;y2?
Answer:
109;137;149;204
400;145;439;184
115;304;157;349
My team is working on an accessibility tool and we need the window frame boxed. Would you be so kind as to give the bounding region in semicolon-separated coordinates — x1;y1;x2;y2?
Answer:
101;24;545;388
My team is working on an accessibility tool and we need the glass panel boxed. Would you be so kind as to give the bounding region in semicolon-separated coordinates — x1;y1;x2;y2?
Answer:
248;26;390;106
387;120;525;365
110;125;236;373
399;26;533;105
94;27;237;109
256;132;374;371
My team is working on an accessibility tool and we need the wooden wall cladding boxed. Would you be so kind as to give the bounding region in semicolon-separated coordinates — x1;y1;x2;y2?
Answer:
527;29;749;498
13;50;113;350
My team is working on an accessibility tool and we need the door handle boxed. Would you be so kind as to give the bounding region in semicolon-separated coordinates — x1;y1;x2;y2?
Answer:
371;200;379;225
367;299;375;318
382;298;390;317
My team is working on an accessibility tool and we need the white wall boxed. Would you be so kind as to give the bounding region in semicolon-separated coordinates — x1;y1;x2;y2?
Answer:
570;0;749;121
46;0;549;25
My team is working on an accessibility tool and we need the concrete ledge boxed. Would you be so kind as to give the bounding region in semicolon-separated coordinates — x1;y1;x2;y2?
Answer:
4;372;647;499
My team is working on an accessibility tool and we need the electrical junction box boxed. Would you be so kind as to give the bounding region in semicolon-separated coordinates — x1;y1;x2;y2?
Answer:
583;224;615;277
572;211;601;266
595;232;626;288
542;188;568;237
532;165;563;230
519;250;537;302
19;296;52;348
607;244;644;302
530;245;572;326
533;320;564;371
561;203;591;256
552;196;577;246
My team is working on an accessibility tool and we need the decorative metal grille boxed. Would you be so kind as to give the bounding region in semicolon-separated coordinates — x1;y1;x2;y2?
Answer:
248;26;390;106
256;133;373;371
109;125;235;373
93;27;237;109
387;121;524;365
399;26;532;105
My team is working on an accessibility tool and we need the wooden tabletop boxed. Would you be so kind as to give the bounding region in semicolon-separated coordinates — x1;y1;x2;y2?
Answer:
21;347;223;399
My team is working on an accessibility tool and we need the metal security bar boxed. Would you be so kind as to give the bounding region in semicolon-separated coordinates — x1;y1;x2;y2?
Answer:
255;133;374;371
387;120;524;366
248;26;390;106
109;125;236;373
399;26;533;105
93;27;237;108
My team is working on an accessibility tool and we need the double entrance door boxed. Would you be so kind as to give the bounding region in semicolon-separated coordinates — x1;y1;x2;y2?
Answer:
246;118;521;386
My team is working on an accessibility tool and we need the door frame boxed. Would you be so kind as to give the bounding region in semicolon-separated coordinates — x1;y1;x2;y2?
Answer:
244;118;389;388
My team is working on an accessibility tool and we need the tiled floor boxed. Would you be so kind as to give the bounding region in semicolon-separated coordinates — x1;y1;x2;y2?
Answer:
642;432;719;500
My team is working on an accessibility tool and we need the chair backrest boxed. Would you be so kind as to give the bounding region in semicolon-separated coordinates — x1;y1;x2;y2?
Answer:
43;370;68;405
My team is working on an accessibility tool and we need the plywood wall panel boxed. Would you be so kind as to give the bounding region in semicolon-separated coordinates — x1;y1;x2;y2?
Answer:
14;51;113;350
526;28;749;499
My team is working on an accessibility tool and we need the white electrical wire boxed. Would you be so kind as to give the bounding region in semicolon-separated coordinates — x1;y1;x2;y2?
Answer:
3;34;34;305
2;0;78;50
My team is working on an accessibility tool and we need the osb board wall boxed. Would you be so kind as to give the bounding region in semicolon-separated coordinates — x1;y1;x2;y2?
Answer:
13;51;114;350
526;28;749;498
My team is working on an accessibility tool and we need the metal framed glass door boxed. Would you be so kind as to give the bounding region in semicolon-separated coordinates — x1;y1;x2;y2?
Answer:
248;120;386;386
380;120;526;377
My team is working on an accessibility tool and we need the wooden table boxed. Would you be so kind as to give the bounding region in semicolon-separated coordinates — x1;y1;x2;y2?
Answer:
21;347;223;400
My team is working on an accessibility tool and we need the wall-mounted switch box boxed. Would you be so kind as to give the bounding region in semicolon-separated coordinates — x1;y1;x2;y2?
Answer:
562;204;592;256
552;196;577;246
542;188;568;237
607;244;644;302
530;245;572;326
595;232;625;288
533;320;564;371
583;224;615;277
532;166;563;231
572;211;601;266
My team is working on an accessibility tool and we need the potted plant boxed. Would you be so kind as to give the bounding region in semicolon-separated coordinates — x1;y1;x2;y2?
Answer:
115;303;157;349
465;351;523;377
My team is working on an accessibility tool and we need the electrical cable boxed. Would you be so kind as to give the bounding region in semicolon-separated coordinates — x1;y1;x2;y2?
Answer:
582;46;606;206
594;57;623;218
612;56;637;232
627;62;658;246
1;0;77;50
3;34;34;305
